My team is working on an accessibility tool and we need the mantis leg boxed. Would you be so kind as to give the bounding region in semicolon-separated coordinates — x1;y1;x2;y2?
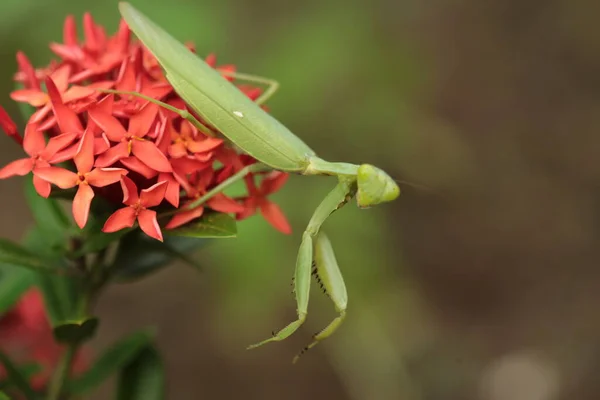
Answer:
247;177;356;350
218;70;280;106
184;163;272;210
96;89;215;137
158;162;273;219
292;232;347;363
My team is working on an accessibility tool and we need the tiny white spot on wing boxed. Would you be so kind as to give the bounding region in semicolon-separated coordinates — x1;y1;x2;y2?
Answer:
233;111;244;118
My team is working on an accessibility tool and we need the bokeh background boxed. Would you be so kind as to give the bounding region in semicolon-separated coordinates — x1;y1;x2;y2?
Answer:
1;0;599;399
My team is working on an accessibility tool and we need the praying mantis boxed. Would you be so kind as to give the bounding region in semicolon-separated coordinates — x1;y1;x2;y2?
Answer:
113;2;400;362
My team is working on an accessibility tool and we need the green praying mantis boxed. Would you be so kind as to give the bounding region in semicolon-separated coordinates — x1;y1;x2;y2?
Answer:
112;2;400;362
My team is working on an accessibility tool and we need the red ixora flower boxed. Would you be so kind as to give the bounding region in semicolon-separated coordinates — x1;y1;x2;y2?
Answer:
0;289;88;390
238;171;292;234
0;13;292;241
103;176;167;241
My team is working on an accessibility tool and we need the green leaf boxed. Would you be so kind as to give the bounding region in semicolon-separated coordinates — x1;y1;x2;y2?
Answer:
24;177;70;248
0;264;34;316
68;331;154;394
53;318;99;345
116;346;165;400
0;237;62;275
112;231;208;282
166;212;237;238
0;390;9;400
76;228;132;257
0;351;37;400
36;274;78;327
23;229;77;326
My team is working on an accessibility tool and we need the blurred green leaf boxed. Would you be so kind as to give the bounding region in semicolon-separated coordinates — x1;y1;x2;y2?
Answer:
166;212;237;238
53;317;99;345
24;177;70;250
77;226;132;257
0;351;37;400
22;229;77;326
112;231;208;282
0;391;9;400
0;237;62;275
68;330;154;394
0;264;34;316
116;346;165;400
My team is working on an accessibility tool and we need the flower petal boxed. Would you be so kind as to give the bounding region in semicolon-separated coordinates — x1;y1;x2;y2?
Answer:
165;206;204;229
140;180;167;208
168;142;187;158
119;176;139;206
33;175;51;198
45;76;83;134
159;172;180;208
131;140;172;173
260;172;289;195
50;43;86;63
74;129;94;173
170;156;209;175
94;133;111;155
0;105;21;145
88;108;128;142
83;13;100;52
236;197;259;220
41;132;78;159
0;158;33;179
115;57;135;92
137;209;163;241
259;200;292;234
72;184;95;229
94;141;130;167
102;207;136;233
63;15;78;46
48;142;79;164
128;102;158;138
120;156;158;179
62;86;96;103
86;168;127;188
207;193;245;213
49;64;72;92
10;89;48;107
186;137;223;154
16;51;39;90
34;167;78;189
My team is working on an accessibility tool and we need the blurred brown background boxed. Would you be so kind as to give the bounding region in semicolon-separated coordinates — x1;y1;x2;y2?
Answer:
2;0;599;399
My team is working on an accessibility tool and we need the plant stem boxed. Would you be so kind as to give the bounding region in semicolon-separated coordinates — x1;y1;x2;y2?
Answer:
46;345;76;400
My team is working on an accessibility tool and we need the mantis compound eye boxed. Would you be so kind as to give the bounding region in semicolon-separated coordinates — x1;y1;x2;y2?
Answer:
356;164;400;208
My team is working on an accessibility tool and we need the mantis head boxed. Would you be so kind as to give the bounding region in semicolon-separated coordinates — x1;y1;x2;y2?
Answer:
355;164;400;208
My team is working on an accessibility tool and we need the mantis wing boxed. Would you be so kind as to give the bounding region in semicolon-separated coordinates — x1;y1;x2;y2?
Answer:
119;2;315;171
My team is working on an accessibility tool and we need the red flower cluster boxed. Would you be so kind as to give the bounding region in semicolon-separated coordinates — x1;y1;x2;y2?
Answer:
0;14;291;241
0;289;87;390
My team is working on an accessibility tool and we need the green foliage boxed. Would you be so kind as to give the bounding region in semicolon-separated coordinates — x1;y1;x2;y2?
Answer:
23;175;71;252
116;346;165;400
0;351;37;400
68;331;155;394
0;263;34;315
111;230;208;282
53;317;99;345
0;237;61;275
166;212;237;239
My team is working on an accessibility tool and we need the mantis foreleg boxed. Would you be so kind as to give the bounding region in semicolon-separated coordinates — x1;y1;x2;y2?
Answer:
218;70;279;106
247;178;356;352
97;89;215;137
292;232;347;363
